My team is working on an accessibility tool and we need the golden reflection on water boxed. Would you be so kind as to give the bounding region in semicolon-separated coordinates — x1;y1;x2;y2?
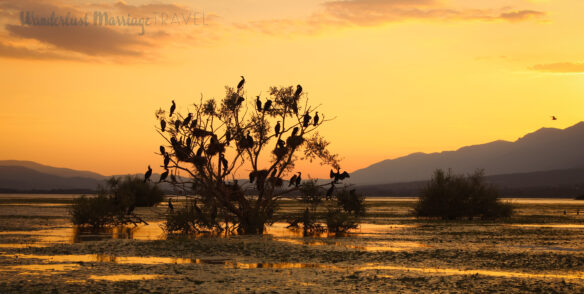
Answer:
510;224;584;229
89;274;164;281
0;263;80;274
358;265;584;280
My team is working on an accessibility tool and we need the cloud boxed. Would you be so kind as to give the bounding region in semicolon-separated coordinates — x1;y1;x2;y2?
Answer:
0;41;81;60
531;62;584;73
498;10;545;22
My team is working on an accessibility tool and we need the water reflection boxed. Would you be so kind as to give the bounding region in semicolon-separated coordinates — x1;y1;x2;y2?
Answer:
89;274;164;281
0;263;80;274
509;224;584;229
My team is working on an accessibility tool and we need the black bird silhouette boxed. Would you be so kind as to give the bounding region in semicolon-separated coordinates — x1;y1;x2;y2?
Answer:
264;99;272;111
159;169;169;182
169;100;176;117
249;171;256;184
190;119;197;129
237;76;245;92
174;120;180;130
186;137;192;147
277;139;285;149
313;112;319;126
183;113;192;126
144;165;152;182
236;96;245;106
164;153;170;169
274;121;281;136
339;171;350;180
256;96;262;112
220;154;228;171
288;174;297;187
551;116;557;120
160;120;166;132
294;84;303;99
225;130;231;142
303;113;311;128
291;127;299;137
196;147;204;157
291;102;298;115
246;131;254;147
295;172;302;186
330;169;335;179
160;146;165;155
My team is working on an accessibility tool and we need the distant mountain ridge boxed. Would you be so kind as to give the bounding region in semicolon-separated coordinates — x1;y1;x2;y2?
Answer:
0;160;106;180
351;122;584;185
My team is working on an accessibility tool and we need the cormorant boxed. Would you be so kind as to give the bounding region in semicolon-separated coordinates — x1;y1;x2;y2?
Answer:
159;146;165;155
277;139;285;149
183;113;192;126
236;96;245;106
288;174;297;187
294;84;302;99
159;169;169;182
160;120;166;132
174;120;180;130
246;131;254;147
291;127;299;137
144;165;152;182
295;172;302;186
186;137;192;147
313;112;319;126
256;96;262;112
330;169;335;179
340;171;350;180
237;76;245;92
249;171;256;183
225;130;231;142
291;102;298;115
303;112;311;128
220;154;228;171
164;153;170;169
190;119;197;129
264;99;272;111
274;121;281;136
170;100;176;117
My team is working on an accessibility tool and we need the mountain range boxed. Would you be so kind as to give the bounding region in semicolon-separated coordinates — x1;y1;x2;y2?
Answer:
350;122;584;185
2;122;584;196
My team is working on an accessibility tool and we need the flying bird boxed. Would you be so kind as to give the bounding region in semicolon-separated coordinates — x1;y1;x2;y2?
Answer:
237;76;245;92
274;121;281;136
551;116;557;121
159;169;169;182
313;112;319;126
256;96;262;112
160;120;166;132
144;165;152;182
169;100;176;117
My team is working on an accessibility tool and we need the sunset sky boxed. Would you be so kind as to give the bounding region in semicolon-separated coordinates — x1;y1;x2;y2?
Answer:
1;0;584;178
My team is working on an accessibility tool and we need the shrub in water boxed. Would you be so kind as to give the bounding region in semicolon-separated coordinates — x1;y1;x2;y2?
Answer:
415;169;513;220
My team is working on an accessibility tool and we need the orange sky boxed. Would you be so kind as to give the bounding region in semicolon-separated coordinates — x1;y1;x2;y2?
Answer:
1;0;584;178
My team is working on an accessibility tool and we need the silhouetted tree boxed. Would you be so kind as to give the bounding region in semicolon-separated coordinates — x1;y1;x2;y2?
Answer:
154;80;346;234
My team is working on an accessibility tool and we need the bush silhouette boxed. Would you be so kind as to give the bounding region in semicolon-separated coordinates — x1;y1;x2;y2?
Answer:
415;169;513;220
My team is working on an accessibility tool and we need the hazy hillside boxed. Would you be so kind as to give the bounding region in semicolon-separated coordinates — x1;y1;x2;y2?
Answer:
0;160;106;180
0;166;104;191
351;122;584;185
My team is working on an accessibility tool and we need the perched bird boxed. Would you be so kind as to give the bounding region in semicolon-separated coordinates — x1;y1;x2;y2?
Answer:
294;84;303;99
256;96;262;112
246;131;254;147
169;100;176;117
277;139;285;149
160;120;166;132
164;153;170;169
274;121;281;136
144;165;152;182
295;172;302;186
264;99;272;111
551;116;557;121
183;113;192;126
291;127;299;137
313;112;319;126
249;171;256;184
159;146;165;155
190;119;197;129
196;147;204;157
291;102;298;115
303;113;311;128
237;76;245;92
220;154;228;171
225;130;232;143
159;169;169;182
340;171;350;180
330;169;335;179
236;96;245;106
174;120;180;131
186;137;192;147
288;174;297;187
